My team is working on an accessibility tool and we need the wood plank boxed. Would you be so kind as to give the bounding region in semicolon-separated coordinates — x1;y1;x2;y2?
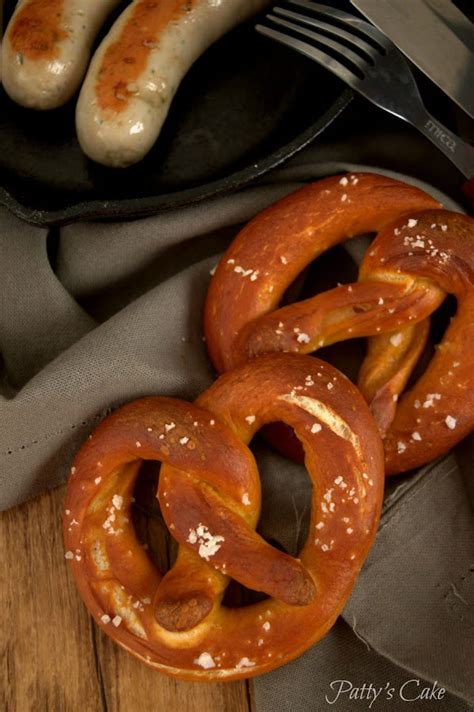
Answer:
94;629;251;712
0;485;251;712
0;485;102;712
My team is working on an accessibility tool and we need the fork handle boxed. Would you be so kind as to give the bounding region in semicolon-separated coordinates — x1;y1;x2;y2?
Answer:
412;109;474;181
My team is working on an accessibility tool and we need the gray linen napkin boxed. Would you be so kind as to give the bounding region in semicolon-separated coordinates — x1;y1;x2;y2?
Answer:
0;109;472;709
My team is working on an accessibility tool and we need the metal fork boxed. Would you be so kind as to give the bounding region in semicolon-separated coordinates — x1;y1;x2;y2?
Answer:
256;0;474;180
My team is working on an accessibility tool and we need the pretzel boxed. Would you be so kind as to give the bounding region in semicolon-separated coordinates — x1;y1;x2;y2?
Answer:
204;173;474;474
64;353;384;680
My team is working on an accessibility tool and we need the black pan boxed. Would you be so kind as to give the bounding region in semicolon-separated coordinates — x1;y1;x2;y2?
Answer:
0;4;352;226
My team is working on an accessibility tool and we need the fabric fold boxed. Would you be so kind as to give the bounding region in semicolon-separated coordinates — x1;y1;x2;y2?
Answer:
343;447;474;705
0;211;95;389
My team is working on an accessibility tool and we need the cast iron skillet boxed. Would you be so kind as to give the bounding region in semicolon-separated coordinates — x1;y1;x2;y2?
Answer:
0;1;352;226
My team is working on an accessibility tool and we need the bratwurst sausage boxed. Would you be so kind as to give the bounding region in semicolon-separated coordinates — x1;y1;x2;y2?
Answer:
76;0;269;167
2;0;121;109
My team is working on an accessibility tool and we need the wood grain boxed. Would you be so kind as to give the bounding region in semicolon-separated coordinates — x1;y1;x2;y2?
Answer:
0;485;252;712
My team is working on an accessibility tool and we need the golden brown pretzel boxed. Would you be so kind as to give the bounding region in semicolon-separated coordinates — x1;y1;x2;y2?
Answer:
204;173;474;474
360;209;474;473
64;353;384;680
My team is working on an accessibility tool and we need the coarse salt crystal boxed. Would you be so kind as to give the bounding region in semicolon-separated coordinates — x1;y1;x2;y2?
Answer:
407;219;418;228
194;652;216;669
311;423;322;434
100;614;111;624
245;415;256;424
236;658;256;669
445;415;457;430
422;393;441;408
390;333;403;347
187;524;224;560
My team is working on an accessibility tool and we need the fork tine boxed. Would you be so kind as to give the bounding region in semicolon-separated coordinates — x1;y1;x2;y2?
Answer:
288;0;392;51
273;6;381;62
255;22;361;89
265;13;370;74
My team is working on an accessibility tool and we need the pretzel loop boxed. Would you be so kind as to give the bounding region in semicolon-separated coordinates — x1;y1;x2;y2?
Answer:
205;173;474;474
64;353;384;680
359;209;474;472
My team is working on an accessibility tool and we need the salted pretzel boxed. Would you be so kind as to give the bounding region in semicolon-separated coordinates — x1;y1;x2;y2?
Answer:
64;353;384;680
204;173;474;474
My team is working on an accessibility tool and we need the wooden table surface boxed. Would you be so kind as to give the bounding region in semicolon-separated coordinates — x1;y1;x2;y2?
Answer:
0;485;253;712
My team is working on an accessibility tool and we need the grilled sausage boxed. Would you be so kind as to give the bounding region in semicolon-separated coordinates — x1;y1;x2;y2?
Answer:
2;0;121;109
76;0;269;167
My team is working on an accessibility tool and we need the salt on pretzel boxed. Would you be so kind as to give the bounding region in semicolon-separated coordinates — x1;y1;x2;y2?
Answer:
204;173;474;474
358;209;474;473
64;353;384;680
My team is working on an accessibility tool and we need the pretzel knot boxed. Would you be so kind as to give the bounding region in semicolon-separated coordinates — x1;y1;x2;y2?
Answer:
205;173;474;474
64;354;383;680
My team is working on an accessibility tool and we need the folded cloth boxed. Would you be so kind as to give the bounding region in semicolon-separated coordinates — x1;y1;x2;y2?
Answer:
0;104;472;708
254;618;471;712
